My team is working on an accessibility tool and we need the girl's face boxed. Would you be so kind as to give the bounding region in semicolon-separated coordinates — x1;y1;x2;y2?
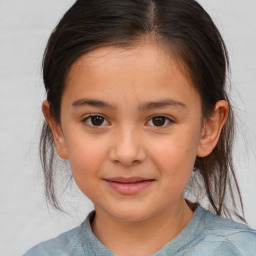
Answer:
53;43;206;221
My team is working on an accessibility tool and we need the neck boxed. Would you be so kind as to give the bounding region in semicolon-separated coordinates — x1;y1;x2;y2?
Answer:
91;199;195;256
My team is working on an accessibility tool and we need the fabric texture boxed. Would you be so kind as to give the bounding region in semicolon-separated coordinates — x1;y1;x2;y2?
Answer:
24;204;256;256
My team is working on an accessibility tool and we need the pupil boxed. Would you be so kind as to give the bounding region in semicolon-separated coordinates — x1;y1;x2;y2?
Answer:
92;116;104;126
153;117;165;126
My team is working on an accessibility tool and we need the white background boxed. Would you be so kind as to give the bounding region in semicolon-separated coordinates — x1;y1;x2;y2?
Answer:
0;1;256;255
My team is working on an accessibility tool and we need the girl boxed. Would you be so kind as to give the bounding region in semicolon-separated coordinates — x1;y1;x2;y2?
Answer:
24;0;256;255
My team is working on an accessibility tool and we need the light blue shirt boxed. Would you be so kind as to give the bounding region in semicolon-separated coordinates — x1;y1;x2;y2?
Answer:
24;204;256;255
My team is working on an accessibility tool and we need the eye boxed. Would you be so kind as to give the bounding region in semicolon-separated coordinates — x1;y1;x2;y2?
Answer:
146;116;173;127
82;115;110;127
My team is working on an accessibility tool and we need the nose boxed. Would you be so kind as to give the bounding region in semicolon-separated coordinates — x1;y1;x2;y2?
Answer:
109;127;146;167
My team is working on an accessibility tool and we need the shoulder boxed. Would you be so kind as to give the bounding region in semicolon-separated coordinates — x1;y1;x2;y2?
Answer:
23;225;84;256
194;206;256;255
23;211;115;256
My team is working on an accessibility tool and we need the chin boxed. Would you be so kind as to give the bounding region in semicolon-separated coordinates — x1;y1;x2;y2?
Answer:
107;204;155;222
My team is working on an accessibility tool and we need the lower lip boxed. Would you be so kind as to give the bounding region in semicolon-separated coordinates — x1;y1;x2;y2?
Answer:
105;180;155;195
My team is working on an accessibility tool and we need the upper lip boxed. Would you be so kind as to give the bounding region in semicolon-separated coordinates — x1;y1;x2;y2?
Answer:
104;177;155;183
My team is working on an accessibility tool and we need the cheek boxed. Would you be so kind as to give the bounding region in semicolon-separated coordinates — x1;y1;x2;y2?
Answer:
149;133;198;186
65;134;107;185
150;133;198;167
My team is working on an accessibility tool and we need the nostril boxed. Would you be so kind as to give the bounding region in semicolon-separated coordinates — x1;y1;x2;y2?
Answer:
108;132;147;166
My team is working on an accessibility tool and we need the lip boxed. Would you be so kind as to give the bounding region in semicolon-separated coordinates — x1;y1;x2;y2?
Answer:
104;177;155;195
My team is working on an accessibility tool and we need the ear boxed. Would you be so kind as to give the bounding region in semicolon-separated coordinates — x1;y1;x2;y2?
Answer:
197;100;229;157
42;100;68;159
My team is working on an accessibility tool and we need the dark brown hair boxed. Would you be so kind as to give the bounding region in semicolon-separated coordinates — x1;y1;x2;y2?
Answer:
40;0;245;222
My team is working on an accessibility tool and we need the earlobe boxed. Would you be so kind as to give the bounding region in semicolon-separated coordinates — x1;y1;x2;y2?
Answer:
197;100;229;157
42;100;68;159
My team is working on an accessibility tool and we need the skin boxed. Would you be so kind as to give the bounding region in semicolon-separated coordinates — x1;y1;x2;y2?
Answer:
43;42;228;256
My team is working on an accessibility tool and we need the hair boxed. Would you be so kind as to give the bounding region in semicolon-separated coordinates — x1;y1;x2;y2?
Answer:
40;0;246;222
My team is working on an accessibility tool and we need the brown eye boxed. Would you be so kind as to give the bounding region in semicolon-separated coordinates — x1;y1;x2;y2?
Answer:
152;117;166;126
147;116;173;127
91;116;104;126
83;115;109;127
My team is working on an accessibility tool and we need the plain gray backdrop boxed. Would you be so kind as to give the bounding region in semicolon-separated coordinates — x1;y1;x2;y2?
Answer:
0;1;256;255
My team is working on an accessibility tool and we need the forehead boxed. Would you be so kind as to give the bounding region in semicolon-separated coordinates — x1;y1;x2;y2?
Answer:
68;43;171;79
64;42;199;108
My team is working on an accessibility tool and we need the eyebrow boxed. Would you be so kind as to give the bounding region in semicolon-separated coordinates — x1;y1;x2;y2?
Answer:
72;98;186;111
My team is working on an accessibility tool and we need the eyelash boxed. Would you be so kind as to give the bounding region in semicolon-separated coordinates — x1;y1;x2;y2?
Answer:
81;114;174;128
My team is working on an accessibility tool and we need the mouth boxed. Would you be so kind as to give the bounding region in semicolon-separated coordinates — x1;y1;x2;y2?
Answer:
103;177;155;195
